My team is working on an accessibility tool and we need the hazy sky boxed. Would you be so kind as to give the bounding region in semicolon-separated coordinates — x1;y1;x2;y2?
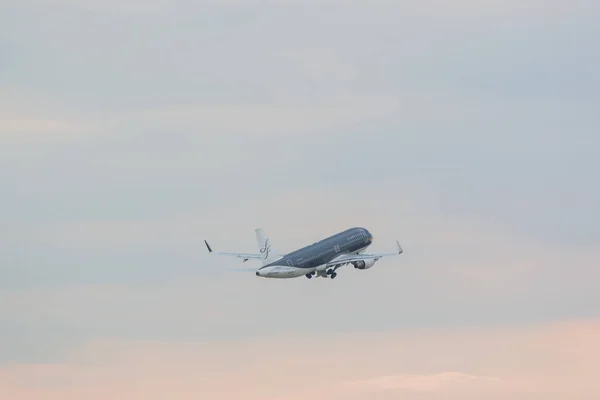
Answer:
1;0;599;398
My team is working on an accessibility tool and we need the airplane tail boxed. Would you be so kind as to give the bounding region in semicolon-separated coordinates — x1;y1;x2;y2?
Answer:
255;228;281;266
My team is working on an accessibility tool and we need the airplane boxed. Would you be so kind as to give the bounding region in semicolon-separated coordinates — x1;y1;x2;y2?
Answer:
204;227;403;279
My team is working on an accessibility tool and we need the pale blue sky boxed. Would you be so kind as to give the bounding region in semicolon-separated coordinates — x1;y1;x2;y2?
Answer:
1;0;599;364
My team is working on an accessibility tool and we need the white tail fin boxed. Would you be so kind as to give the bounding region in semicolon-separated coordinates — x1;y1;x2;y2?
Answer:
255;228;281;266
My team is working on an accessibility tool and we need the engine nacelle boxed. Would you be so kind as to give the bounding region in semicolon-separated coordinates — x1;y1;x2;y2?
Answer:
352;259;377;270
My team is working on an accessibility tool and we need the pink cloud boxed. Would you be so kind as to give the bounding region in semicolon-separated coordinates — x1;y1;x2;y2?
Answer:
343;371;503;393
2;319;600;399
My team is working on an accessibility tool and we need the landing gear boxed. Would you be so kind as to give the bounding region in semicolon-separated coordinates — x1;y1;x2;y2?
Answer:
308;269;338;280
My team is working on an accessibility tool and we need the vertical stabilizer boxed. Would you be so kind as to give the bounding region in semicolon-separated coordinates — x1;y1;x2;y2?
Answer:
255;228;281;266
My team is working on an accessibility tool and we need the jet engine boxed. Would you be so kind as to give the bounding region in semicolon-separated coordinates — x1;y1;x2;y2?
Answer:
352;259;377;270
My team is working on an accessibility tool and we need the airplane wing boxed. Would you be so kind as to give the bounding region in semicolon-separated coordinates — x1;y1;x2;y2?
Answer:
325;240;403;268
204;240;264;262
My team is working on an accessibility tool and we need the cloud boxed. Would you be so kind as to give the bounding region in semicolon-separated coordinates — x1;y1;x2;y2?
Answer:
1;320;600;399
9;182;600;317
2;180;599;368
0;88;94;140
2;0;599;373
0;116;88;138
344;371;503;393
0;88;403;149
11;0;593;17
126;93;402;136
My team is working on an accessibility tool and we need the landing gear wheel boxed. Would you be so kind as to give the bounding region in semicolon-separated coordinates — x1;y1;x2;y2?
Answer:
306;273;312;279
330;272;337;279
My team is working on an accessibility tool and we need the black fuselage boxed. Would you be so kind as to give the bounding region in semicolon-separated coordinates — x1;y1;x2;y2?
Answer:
261;227;373;270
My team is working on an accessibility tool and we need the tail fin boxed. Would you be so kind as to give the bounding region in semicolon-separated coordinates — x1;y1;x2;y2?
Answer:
255;228;281;266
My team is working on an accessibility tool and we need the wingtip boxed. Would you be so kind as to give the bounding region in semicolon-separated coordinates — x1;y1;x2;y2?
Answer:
396;240;403;254
204;240;213;253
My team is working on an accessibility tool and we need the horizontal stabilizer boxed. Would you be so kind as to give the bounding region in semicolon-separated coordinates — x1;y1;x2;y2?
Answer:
204;239;264;262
